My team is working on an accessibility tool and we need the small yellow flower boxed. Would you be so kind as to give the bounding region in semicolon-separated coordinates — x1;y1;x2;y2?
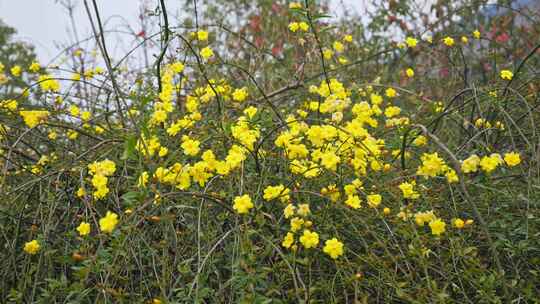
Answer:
282;232;295;248
76;187;86;198
11;65;22;77
473;30;481;39
76;222;91;236
233;194;254;214
333;41;344;52
366;194;382;208
503;152;520;167
453;218;465;229
29;61;41;72
299;229;319;249
461;36;468;44
443;36;455;47
405;37;417;48
24;240;41;255
289;2;302;9
288;22;299;32
196;30;208;41
323;238;344;259
19;110;50;128
200;47;214;60
232;87;249;102
500;70;513;80
298;22;309;32
429;219;446;236
385;87;397;98
406;68;414;78
99;211;119;233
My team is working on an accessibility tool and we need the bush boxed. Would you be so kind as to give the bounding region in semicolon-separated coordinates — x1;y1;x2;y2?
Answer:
1;0;540;302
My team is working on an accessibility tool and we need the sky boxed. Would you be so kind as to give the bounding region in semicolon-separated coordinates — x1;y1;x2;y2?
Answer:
0;0;362;63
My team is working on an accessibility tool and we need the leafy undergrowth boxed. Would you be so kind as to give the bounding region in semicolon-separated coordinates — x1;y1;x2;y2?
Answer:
1;0;540;303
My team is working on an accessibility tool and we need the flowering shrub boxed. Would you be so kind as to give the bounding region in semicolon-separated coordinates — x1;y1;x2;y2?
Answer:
1;0;540;302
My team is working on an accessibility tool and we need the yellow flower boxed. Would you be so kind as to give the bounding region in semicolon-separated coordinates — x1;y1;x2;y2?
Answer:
323;238;344;259
289;2;302;9
504;152;520;167
290;217;304;232
320;150;340;171
442;36;454;46
345;195;361;209
385;87;397;98
181;136;201;156
243;106;257;119
413;135;427;146
19;110;50;128
384;106;401;118
383;207;391;215
282;232;295;248
445;169;459;183
137;171;149;188
398;181;419;199
461;154;480;173
298;22;309;32
81;111;92;121
343;34;353;43
200;47;214;59
288;22;299;32
24;240;40;255
461;36;468;44
11;65;22;76
76;222;91;236
263;184;289;202
99;211;119;233
70;105;80;117
297;204;310;217
284;204;296;218
76;187;86;198
500;70;513;80
406;68;414;78
88;159;116;176
479;154;503;173
197;30;208;41
417;152;446;177
366;194;382;208
38;74;60;92
333;41;344;52
405;37;417;48
429;219;446;236
415;210;436;226
453;218;465;229
1;99;18;111
322;48;334;60
473;30;481;39
299;229;319;249
233;194;254;214
29;61;41;72
232;87;248;102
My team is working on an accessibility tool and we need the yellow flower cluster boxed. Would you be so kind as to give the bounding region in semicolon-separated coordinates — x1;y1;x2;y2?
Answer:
19;110;50;128
416;152;457;182
24;240;41;255
88;159;116;199
263;184;290;203
461;152;519;174
38;74;60;92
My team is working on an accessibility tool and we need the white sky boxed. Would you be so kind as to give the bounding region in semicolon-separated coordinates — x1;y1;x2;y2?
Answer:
0;0;362;63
